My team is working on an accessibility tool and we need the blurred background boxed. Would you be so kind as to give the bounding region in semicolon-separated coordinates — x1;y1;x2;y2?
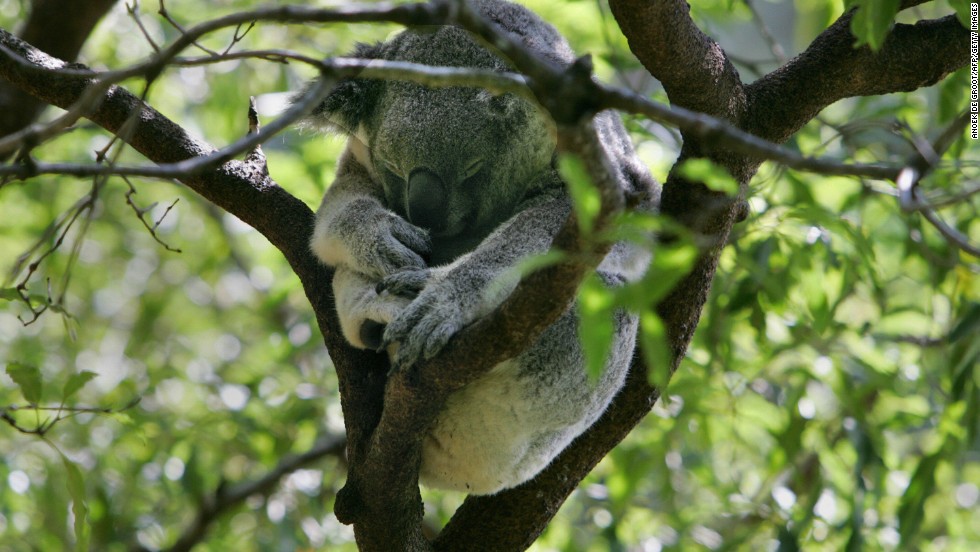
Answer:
0;0;977;550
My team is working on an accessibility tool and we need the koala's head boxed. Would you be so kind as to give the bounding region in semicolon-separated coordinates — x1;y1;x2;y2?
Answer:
308;25;559;244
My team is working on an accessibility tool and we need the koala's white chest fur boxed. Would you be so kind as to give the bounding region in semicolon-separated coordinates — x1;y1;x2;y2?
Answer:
417;361;554;494
417;361;526;493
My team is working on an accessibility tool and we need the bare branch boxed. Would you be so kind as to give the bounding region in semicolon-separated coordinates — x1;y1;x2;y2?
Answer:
0;0;117;140
144;435;347;552
745;13;969;144
125;1;161;53
124;183;183;253
917;206;980;257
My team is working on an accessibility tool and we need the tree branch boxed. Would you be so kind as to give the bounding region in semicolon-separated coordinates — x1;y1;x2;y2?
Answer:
745;13;970;144
0;0;117;139
129;435;347;552
607;0;747;123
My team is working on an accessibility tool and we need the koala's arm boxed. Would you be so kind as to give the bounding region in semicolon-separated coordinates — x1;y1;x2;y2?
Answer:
382;188;573;367
310;142;431;279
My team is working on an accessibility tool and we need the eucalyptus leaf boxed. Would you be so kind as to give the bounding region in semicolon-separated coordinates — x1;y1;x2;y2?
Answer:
5;362;43;404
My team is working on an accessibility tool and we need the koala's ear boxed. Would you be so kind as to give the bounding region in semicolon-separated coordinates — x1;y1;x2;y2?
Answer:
301;42;383;136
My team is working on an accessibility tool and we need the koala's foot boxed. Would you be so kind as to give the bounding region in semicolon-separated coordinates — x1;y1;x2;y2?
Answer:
383;289;463;370
333;268;412;351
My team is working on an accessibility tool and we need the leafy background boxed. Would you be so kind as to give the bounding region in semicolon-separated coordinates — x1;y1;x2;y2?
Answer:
0;0;977;550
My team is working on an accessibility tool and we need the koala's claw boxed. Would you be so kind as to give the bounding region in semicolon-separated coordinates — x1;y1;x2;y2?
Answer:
389;216;432;261
377;269;430;298
383;293;462;369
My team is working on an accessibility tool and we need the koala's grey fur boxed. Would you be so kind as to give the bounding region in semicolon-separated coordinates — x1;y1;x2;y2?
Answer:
306;0;657;495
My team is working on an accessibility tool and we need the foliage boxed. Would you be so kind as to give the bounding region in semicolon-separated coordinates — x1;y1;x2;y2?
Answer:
0;0;977;551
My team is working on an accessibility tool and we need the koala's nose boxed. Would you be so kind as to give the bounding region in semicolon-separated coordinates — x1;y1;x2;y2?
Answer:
407;168;447;232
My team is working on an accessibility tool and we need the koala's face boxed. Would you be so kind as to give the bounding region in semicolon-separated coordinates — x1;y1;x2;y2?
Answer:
368;79;553;240
314;26;557;244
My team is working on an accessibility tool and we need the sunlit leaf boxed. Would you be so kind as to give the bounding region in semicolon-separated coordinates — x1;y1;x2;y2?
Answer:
639;310;670;388
559;154;600;236
5;362;43;404
59;450;90;552
577;273;616;381
62;371;97;403
676;158;738;195
850;0;900;50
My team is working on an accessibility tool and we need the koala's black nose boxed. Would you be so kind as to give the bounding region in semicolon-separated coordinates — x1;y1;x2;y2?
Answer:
407;168;447;232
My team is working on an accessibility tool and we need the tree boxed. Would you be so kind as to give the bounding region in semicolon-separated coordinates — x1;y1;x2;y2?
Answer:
0;0;976;550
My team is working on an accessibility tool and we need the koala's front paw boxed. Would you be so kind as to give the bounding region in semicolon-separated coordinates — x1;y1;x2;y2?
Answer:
312;199;431;279
382;286;466;370
373;215;432;273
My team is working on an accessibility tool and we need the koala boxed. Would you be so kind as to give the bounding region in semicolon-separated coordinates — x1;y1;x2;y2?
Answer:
306;0;657;495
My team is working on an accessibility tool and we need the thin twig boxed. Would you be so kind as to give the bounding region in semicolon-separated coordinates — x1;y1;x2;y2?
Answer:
126;1;161;53
148;435;347;552
158;0;219;56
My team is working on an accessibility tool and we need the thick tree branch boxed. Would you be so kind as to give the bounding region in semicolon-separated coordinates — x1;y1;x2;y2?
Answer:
745;13;970;144
0;0;117;139
608;0;747;123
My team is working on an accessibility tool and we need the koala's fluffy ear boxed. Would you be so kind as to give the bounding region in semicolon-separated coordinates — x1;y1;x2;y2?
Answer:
301;42;383;136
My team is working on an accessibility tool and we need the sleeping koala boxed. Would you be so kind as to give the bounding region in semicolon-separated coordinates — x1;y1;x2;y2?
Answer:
306;0;657;495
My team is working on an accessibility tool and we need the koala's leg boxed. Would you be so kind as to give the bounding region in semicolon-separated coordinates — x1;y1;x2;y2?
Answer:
332;268;413;351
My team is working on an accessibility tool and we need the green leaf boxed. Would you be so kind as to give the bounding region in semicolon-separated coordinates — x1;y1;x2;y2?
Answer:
897;452;940;546
59;451;90;552
62;371;98;403
577;273;616;381
0;287;20;301
559;154;600;236
938;69;969;124
947;0;972;27
676;158;738;195
513;250;568;278
639;310;671;388
850;0;900;51
622;242;697;309
5;362;43;404
949;302;980;343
